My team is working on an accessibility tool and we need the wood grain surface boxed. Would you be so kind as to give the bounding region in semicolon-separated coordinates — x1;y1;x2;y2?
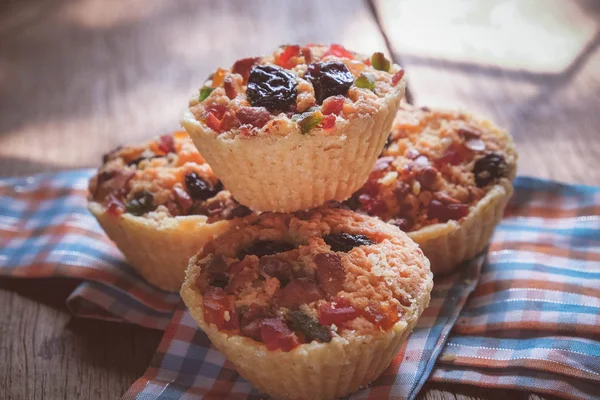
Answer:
1;0;597;399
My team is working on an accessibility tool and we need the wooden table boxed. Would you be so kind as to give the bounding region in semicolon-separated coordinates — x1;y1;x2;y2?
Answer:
1;0;598;399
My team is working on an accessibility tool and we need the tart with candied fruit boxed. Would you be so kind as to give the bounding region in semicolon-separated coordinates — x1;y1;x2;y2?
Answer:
346;105;517;274
88;132;252;291
181;44;407;212
180;208;432;400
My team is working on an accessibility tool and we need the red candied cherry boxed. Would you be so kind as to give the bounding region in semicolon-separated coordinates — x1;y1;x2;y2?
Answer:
323;44;354;59
275;45;301;69
392;70;405;86
321;95;345;115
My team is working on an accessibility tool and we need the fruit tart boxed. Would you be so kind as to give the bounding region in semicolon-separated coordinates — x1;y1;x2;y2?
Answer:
180;208;432;400
346;105;517;274
88;132;252;291
181;44;407;212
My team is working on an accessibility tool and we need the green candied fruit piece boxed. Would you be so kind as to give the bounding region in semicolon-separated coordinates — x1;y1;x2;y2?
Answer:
198;86;214;101
125;190;156;216
298;110;324;134
354;73;376;91
371;52;391;72
286;310;332;343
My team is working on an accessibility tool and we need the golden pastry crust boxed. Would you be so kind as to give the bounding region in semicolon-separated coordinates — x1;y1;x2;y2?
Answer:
346;105;517;273
181;44;406;212
181;208;432;400
88;202;231;291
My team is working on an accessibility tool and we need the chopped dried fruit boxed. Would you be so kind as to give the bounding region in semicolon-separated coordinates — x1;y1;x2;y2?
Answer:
436;143;467;166
259;257;293;284
304;61;354;105
223;76;237;99
286;310;332;343
232;57;260;83
320;114;336;130
371;52;391;71
276;279;323;308
323;44;354;59
473;153;508;187
324;233;376;252
197;255;229;290
427;199;469;222
275;45;301;69
354;73;376;91
457;126;481;138
319;300;359;326
240;304;271;340
362;302;400;330
236;106;271;129
321;95;345;115
259;318;300;351
203;286;239;331
125;190;155;216
211;68;227;87
298;110;324;134
314;253;345;296
106;195;126;216
392;70;405;86
246;65;298;112
157;134;175;154
417;167;438;189
199;86;214;101
244;240;296;258
173;185;193;214
185;172;221;201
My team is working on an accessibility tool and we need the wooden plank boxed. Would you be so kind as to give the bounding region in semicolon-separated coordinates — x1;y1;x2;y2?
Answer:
372;0;600;186
0;0;390;177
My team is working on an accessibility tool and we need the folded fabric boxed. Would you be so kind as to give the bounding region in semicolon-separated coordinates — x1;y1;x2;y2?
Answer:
1;170;598;400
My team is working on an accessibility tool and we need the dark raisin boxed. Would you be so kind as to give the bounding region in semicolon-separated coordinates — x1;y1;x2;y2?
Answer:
473;153;508;187
244;240;296;258
304;61;354;104
286;310;332;343
185;172;222;201
324;233;376;252
125;190;155;216
417;167;438;189
246;65;297;112
259;257;292;285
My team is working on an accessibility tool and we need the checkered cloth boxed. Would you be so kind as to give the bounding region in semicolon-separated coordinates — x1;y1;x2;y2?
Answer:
1;170;599;399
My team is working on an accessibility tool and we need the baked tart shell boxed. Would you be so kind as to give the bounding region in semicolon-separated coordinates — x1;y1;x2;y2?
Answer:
181;254;432;400
181;82;405;213
88;202;232;291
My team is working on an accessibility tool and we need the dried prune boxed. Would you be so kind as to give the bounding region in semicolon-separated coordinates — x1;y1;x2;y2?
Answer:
304;61;354;104
473;153;508;187
286;310;332;343
125;190;155;216
324;233;376;252
244;240;296;258
184;172;222;201
246;65;297;112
